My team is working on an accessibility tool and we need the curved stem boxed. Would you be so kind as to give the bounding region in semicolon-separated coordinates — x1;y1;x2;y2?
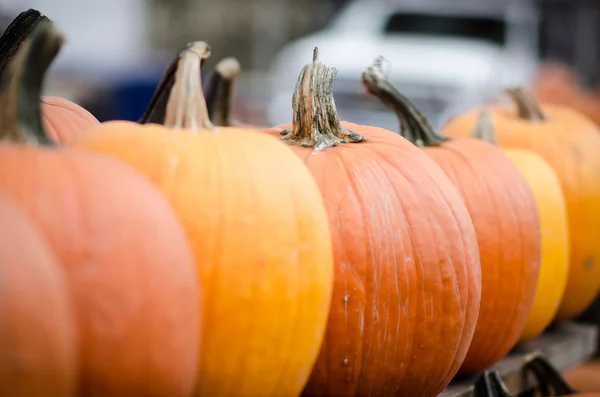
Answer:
523;354;577;396
204;57;240;126
472;109;498;145
280;47;366;151
139;42;211;125
474;371;517;397
474;371;497;396
163;41;214;130
505;87;548;122
361;57;448;147
0;9;48;85
487;372;517;397
0;20;63;146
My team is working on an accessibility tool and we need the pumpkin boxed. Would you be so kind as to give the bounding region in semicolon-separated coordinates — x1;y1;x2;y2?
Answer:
71;42;335;397
0;194;77;397
523;354;599;396
563;361;600;394
533;62;600;126
261;49;482;397
0;21;200;397
442;87;600;322
0;9;99;144
471;110;570;342
362;60;540;373
41;95;99;143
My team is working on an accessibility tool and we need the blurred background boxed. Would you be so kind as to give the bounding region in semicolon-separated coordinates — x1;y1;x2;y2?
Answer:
2;0;600;130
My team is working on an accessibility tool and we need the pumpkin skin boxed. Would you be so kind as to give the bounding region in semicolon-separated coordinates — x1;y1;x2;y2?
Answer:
362;66;540;373
42;95;99;144
423;140;540;372
0;22;201;397
442;88;600;322
469;112;570;342
72;43;335;397
564;361;600;394
533;62;600;126
0;194;77;397
503;150;569;342
260;51;482;397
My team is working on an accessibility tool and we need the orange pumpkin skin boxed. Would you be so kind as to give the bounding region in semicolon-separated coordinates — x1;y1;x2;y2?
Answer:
423;138;540;373
42;96;99;144
73;44;335;397
564;361;600;394
0;18;199;396
360;67;540;373
74;123;336;397
265;121;482;397
533;62;600;126
442;104;600;322
0;195;77;397
0;144;200;397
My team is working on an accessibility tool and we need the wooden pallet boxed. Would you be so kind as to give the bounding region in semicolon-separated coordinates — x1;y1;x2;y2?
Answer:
440;322;598;397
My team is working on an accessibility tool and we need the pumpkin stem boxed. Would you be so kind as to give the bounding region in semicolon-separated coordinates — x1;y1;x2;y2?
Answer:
362;57;449;147
161;41;214;130
139;42;211;126
523;354;578;396
474;371;518;397
472;110;498;145
280;47;366;151
505;87;548;122
205;57;241;126
0;9;48;86
0;20;62;145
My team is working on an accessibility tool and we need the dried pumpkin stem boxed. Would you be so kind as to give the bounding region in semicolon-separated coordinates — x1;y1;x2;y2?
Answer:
523;354;577;396
0;20;62;146
362;57;448;147
472;110;498;145
0;9;48;85
505;87;548;122
163;41;214;131
138;55;179;124
474;371;517;397
280;47;366;151
205;57;241;126
139;42;211;125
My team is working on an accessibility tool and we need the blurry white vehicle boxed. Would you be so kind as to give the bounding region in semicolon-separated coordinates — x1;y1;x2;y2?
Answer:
267;0;540;130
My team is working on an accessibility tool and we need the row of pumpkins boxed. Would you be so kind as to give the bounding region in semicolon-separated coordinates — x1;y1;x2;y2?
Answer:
3;9;600;397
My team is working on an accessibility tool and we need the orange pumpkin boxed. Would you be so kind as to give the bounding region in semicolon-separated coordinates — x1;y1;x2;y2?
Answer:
564;361;600;394
533;62;600;126
262;49;481;397
72;42;334;397
41;95;99;143
0;21;200;397
471;110;569;343
0;9;99;144
442;87;600;322
362;62;541;373
0;194;77;397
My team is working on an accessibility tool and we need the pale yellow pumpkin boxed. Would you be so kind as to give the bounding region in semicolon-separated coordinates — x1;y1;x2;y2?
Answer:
507;150;569;341
471;111;569;342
